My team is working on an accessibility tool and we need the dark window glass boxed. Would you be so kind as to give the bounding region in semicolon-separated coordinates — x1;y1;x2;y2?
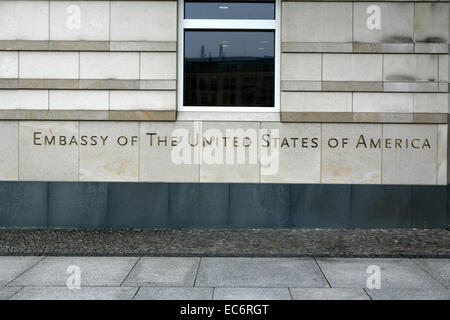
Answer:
184;30;274;107
185;1;275;20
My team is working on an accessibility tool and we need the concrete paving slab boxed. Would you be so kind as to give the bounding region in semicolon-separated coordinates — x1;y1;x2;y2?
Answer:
213;288;292;300
0;256;43;286
290;288;370;300
9;257;139;287
10;287;138;300
316;258;445;289
195;258;328;288
412;259;450;288
0;286;22;300
366;288;450;300
134;287;213;300
123;257;200;287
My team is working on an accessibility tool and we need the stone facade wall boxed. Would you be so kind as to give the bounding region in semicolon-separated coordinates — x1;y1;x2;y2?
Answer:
0;0;448;185
280;1;449;123
0;0;177;120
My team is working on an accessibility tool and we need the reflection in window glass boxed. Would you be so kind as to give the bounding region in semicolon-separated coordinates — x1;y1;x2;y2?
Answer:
185;1;275;20
184;30;275;107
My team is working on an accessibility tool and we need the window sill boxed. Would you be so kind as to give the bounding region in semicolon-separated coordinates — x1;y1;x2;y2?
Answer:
176;111;281;122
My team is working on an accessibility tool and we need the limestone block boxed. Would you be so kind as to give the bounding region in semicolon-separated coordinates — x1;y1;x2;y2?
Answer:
413;93;448;113
140;52;177;80
50;1;110;41
321;124;382;184
281;2;352;43
0;90;48;110
437;124;447;185
281;53;321;81
140;122;200;182
354;3;414;43
79;121;139;181
414;3;449;43
49;90;109;111
323;54;382;81
19;52;79;79
0;1;49;40
383;54;438;82
19;121;79;181
281;92;352;113
80;52;139;80
353;93;413;113
260;122;321;183
0;121;18;180
0;52;18;78
110;91;176;111
200;122;260;183
382;124;437;184
111;1;177;41
439;54;448;82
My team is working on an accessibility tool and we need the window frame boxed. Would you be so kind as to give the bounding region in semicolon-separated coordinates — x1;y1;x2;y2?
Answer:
177;0;281;112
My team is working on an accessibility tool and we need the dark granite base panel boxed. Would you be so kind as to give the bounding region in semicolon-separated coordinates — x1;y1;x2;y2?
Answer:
0;182;448;229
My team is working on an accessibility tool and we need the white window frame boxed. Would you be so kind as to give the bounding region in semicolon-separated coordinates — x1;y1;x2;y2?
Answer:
177;0;281;113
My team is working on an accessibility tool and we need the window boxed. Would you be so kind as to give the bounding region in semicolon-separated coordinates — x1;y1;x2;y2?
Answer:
178;0;280;112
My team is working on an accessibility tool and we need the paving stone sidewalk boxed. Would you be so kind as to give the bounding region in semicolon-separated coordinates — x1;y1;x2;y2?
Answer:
0;229;448;257
0;256;448;300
